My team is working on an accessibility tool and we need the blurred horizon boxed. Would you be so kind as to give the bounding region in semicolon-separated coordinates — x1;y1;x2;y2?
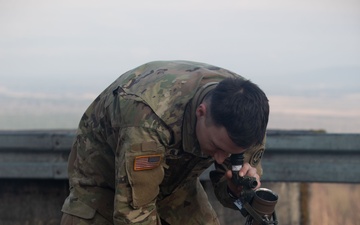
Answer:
1;0;359;133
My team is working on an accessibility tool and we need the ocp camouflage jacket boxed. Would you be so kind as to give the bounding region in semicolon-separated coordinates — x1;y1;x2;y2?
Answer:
61;60;265;224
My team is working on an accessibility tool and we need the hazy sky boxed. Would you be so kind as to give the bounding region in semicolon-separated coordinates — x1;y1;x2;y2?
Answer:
1;0;359;133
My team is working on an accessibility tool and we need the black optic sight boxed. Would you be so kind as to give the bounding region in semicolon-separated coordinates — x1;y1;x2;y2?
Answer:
230;153;258;189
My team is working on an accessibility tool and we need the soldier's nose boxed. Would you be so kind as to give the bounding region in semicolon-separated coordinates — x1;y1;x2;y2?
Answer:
213;151;226;164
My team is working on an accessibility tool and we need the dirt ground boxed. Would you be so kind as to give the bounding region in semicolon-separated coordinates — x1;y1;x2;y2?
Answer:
309;183;360;225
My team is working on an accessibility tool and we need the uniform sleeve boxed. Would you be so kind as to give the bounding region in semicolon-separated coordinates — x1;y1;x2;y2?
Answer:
209;160;238;209
209;137;266;210
113;126;167;225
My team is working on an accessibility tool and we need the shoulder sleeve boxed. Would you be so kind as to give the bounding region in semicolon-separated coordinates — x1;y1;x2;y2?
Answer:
209;161;238;209
243;136;266;177
113;126;166;225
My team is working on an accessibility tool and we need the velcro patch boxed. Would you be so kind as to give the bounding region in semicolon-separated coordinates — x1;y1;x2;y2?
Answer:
249;149;264;167
133;154;162;171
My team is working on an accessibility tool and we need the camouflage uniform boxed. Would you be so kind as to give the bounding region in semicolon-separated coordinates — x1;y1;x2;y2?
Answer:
61;61;265;225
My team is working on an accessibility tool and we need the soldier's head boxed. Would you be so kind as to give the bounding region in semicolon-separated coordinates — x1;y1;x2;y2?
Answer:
195;78;269;163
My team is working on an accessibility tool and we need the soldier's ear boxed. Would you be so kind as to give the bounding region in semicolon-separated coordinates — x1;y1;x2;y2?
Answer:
196;103;207;118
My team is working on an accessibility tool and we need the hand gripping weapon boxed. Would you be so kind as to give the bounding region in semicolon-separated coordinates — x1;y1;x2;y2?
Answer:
230;154;279;225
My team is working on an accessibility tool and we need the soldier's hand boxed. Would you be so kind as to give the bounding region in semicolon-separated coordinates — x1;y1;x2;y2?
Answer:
225;162;261;197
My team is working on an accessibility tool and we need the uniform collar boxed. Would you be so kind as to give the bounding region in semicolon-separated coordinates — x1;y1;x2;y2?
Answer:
182;82;218;158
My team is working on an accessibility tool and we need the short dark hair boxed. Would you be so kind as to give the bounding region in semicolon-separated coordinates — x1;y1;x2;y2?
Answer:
207;78;269;149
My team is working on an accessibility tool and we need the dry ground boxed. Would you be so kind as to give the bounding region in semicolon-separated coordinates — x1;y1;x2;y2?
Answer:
309;183;360;225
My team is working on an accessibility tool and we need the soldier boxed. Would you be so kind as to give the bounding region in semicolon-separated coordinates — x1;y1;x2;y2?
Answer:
61;60;269;225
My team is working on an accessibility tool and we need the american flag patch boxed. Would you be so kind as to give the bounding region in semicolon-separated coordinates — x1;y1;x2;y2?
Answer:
133;154;162;171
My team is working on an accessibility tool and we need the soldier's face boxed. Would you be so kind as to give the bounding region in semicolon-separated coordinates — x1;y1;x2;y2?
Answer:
195;103;245;164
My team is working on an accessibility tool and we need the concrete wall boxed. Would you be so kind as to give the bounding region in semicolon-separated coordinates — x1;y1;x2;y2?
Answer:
0;179;67;225
1;130;359;225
